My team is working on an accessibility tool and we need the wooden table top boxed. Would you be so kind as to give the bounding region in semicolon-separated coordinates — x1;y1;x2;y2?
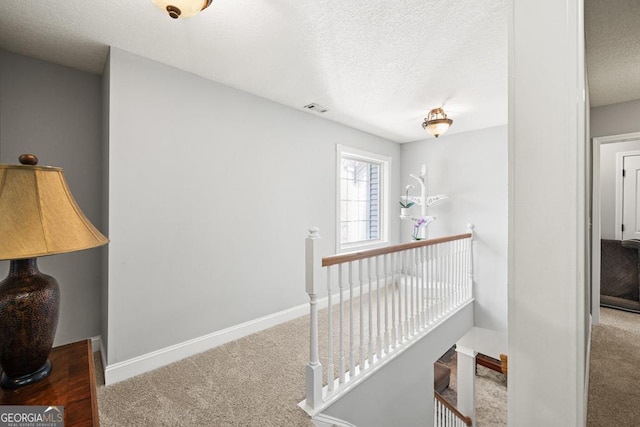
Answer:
0;339;99;426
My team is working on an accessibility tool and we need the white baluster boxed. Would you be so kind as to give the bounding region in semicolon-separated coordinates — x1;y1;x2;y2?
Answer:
427;244;433;325
349;262;355;376
375;256;382;359
418;247;423;328
459;238;464;305
409;250;414;337
454;239;460;306
435;244;440;319
445;242;450;314
359;260;366;370
459;238;464;304
338;264;345;385
384;253;390;352
467;223;475;301
451;240;456;308
454;241;459;307
419;246;424;328
403;251;409;341
443;241;449;313
440;243;445;315
326;267;334;392
305;227;323;409
391;252;397;349
367;258;373;363
411;248;416;334
447;241;452;313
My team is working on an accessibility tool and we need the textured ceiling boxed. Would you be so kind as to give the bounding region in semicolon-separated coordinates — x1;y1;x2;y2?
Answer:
0;0;508;143
585;0;640;107
0;1;631;142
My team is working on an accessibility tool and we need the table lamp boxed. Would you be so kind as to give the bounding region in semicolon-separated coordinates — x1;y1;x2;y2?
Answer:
0;154;108;388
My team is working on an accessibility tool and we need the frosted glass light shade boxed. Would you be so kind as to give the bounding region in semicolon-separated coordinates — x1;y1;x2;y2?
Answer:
422;108;453;138
425;120;452;137
152;0;213;19
0;158;108;260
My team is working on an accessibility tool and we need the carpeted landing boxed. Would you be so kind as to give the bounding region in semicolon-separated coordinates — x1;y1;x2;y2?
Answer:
95;307;510;426
93;306;640;425
587;307;640;426
95;314;315;426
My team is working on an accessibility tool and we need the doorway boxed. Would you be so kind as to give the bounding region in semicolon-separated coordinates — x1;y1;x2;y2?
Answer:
592;132;640;324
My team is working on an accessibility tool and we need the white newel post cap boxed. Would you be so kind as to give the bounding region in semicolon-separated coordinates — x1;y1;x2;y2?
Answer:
308;227;320;238
305;227;322;295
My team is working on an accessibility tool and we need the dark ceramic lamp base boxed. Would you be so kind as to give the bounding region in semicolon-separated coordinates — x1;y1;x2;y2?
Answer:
1;359;52;389
0;258;59;389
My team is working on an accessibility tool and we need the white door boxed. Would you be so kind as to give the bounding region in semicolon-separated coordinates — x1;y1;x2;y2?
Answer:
622;155;640;240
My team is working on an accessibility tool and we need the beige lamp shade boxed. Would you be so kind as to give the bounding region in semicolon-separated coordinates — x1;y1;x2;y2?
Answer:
0;161;108;260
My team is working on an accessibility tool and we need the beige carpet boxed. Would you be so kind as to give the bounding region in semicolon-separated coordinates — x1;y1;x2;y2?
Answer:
93;305;640;425
96;314;314;426
96;311;508;426
587;307;640;426
96;284;514;427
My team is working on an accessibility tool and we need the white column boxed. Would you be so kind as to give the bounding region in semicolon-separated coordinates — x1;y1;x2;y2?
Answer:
509;0;587;425
456;345;477;426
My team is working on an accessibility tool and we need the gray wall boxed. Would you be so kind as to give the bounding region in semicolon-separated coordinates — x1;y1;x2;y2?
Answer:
592;99;640;239
591;99;640;139
0;50;104;345
105;48;402;364
401;126;508;332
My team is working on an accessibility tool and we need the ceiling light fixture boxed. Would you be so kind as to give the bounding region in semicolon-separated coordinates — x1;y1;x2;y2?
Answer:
422;108;453;138
152;0;213;19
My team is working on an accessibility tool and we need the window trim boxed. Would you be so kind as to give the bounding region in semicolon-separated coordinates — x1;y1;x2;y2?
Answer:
336;145;391;253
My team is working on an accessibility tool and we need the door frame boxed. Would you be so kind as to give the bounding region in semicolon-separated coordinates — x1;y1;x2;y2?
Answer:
615;150;640;240
592;132;640;324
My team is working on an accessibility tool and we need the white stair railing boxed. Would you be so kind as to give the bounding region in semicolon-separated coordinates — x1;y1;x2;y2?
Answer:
434;392;472;427
300;225;475;415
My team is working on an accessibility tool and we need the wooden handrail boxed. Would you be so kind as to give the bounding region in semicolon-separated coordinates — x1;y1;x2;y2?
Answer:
322;233;472;267
434;391;472;426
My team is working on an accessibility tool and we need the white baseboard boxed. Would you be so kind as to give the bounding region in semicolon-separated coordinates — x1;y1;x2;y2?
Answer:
104;300;314;385
90;336;101;353
102;282;387;385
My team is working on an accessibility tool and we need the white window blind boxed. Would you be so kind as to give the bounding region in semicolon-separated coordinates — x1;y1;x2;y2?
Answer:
337;146;389;251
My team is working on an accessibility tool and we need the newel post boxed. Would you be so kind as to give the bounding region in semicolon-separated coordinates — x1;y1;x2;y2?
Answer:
305;227;323;410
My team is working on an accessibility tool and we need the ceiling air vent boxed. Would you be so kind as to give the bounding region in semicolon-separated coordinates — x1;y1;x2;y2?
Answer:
303;103;328;113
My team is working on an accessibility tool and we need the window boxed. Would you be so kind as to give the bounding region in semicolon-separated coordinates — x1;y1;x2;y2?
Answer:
337;145;390;251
